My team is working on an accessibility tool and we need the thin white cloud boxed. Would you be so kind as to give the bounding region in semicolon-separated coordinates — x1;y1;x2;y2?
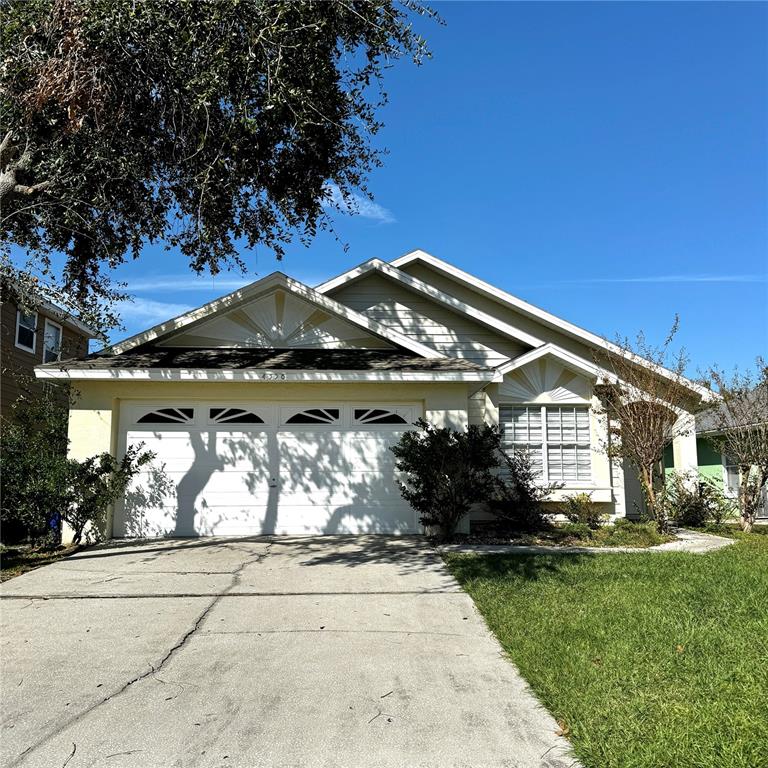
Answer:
114;298;193;327
560;274;766;285
126;275;252;292
323;183;395;224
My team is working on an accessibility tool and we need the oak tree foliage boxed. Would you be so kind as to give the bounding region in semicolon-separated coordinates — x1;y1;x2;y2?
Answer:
1;0;437;331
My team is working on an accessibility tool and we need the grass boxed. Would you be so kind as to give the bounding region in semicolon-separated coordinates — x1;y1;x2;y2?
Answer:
0;544;78;582
444;528;768;768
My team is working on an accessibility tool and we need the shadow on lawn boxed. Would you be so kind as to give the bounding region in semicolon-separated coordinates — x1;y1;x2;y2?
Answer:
445;551;596;584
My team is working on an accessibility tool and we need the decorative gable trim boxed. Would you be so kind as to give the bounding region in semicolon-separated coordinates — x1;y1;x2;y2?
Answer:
497;343;606;381
105;273;444;359
498;346;598;404
315;258;544;349
389;250;715;401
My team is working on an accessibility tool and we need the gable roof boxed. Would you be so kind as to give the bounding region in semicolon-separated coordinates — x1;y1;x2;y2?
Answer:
496;342;607;381
321;249;713;401
315;258;544;349
105;272;444;359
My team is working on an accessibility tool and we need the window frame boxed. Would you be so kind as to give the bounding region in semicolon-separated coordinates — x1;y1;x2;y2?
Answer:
722;453;741;498
282;406;342;427
500;403;592;485
15;309;38;354
42;318;63;363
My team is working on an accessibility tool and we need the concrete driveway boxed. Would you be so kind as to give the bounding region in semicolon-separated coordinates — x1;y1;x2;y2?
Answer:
1;536;576;768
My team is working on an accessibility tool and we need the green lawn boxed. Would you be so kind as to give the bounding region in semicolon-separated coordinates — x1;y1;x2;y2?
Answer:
444;530;768;768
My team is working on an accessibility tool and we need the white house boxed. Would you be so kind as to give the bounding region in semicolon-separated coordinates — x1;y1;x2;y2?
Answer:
36;250;711;540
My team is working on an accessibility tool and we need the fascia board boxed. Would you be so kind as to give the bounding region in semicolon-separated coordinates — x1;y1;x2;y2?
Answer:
392;251;714;401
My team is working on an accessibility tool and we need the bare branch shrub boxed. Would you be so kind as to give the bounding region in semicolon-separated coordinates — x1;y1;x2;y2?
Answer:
705;359;768;532
594;319;700;532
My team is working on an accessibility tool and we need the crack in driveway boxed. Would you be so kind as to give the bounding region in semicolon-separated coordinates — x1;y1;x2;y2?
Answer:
10;543;272;767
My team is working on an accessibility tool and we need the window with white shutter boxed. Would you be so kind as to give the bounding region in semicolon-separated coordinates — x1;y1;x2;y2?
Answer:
500;405;591;484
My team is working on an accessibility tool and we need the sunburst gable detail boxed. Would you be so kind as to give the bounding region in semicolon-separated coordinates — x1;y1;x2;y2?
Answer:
159;288;394;350
499;357;592;404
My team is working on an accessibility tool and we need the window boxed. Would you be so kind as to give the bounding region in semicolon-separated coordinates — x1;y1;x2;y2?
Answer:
15;310;37;353
43;319;62;363
285;408;340;425
209;407;264;425
137;407;194;424
500;405;591;483
723;456;740;497
353;408;408;425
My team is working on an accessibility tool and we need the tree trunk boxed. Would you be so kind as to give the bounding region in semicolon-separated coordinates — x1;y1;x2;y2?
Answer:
738;466;756;533
639;464;667;533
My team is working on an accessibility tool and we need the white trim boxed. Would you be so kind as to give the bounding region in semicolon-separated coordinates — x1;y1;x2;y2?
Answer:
14;309;37;354
316;259;544;349
389;250;715;401
499;403;593;485
42;318;63;363
37;299;100;340
496;343;611;381
105;272;445;360
35;366;503;383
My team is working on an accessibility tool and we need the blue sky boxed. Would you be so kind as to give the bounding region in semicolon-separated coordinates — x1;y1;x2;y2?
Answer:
108;1;767;374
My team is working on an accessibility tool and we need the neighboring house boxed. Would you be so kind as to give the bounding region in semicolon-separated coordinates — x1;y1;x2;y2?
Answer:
1;283;99;420
35;250;713;540
675;405;768;521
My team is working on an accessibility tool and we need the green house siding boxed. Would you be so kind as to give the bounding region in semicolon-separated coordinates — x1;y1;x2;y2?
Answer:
663;438;724;487
697;438;725;487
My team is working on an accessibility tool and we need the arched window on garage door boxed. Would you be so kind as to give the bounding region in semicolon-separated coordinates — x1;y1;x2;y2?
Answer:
284;408;341;425
353;408;409;425
209;407;265;425
136;407;194;424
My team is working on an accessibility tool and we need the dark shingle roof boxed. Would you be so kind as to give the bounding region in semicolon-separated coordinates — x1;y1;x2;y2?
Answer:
40;347;492;373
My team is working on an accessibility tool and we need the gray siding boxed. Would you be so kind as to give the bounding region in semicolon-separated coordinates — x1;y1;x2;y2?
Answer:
330;273;528;366
399;261;606;363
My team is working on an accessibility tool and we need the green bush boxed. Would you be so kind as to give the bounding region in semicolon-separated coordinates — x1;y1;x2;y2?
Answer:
64;445;153;545
559;521;593;540
1;389;154;546
390;419;500;540
660;471;736;529
0;388;70;545
558;492;607;530
488;449;556;532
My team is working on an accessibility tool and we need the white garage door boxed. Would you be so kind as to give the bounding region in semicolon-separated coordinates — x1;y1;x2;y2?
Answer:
114;402;420;537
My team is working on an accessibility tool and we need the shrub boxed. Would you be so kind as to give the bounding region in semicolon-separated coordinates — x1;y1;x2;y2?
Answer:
0;389;154;546
63;445;154;545
0;387;70;545
488;448;557;532
559;521;593;540
390;419;500;540
558;492;607;530
660;471;736;529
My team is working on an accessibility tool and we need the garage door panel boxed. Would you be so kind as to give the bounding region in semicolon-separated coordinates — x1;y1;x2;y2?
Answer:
116;402;420;537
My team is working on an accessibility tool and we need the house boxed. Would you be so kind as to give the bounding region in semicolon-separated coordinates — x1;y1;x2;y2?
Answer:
35;250;713;541
670;403;768;521
1;282;99;421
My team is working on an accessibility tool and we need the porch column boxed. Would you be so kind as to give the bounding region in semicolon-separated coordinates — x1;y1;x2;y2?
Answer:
672;412;698;483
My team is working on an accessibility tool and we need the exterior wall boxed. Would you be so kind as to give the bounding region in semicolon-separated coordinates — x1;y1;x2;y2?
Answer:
67;379;473;541
328;273;528;366
696;438;725;486
1;297;89;421
663;437;725;487
397;262;609;364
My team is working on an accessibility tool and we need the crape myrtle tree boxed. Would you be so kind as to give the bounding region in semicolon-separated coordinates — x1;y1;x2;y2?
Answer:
0;0;438;332
593;319;699;533
705;359;768;532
